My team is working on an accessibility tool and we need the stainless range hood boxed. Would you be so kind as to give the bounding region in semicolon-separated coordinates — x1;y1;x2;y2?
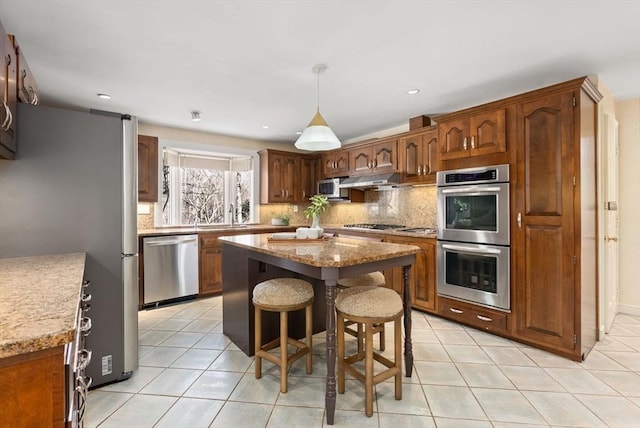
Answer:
338;172;400;189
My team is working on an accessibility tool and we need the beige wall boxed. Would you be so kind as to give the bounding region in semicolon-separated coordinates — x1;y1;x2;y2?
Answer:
616;97;640;315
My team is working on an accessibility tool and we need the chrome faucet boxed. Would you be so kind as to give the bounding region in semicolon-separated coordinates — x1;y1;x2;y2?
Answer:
229;204;235;227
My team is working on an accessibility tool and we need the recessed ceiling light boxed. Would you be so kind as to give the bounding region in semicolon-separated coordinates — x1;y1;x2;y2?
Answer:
407;89;420;95
97;93;111;100
262;125;270;129
296;131;302;135
191;111;201;122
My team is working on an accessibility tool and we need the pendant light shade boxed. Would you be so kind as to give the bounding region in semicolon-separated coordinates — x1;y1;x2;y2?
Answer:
295;64;341;151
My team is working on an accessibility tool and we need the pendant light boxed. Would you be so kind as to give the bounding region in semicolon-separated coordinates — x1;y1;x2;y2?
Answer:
295;64;341;151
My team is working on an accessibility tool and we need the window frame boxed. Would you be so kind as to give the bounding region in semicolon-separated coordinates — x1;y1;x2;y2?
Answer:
153;138;260;227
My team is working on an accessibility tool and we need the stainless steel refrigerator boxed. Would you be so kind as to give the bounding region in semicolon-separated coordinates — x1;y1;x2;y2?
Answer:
0;103;138;387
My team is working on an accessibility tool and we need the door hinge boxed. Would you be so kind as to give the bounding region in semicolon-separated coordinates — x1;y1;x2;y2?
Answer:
572;96;576;108
573;255;577;265
573;334;577;344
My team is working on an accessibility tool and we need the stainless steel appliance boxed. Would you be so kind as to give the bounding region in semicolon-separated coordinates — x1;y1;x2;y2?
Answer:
143;234;199;305
437;241;510;310
437;164;510;246
436;164;511;311
0;103;139;389
317;177;349;200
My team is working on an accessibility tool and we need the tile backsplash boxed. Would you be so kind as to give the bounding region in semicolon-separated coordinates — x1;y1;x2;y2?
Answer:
138;186;437;230
259;186;437;227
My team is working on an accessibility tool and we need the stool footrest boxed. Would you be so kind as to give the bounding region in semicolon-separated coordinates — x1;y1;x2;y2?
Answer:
257;337;311;368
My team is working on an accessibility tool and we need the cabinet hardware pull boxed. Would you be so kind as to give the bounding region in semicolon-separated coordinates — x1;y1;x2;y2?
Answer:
417;165;422;175
449;308;463;314
1;103;10;130
517;212;522;228
81;293;92;303
302;190;306;198
605;236;618;242
471;135;476;149
463;137;468;150
80;317;92;335
82;280;91;288
77;349;92;371
3;107;12;130
424;164;430;175
373;159;377;168
476;315;493;322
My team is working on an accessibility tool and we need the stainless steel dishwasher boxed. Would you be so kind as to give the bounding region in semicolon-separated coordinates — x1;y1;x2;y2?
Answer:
143;234;199;305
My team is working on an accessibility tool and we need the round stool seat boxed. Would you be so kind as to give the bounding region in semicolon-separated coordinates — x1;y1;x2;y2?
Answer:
337;271;385;288
253;278;314;307
336;286;403;318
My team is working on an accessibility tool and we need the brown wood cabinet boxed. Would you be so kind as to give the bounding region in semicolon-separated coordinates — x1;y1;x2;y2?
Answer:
349;139;398;175
511;78;600;361
437;108;506;162
321;149;349;178
0;23;18;160
199;232;224;295
259;149;320;203
384;236;437;312
438;296;508;334
10;35;39;105
138;135;158;202
399;127;438;184
0;346;66;427
260;150;297;203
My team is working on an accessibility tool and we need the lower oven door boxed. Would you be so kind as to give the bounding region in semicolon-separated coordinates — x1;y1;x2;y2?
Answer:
437;241;510;311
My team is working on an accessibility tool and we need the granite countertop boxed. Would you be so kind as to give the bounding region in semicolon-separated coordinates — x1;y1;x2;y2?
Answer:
0;253;86;359
139;224;437;239
138;224;294;237
219;233;420;268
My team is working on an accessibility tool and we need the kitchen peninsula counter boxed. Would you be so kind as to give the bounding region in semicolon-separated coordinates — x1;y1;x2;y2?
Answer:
138;224;295;237
0;253;86;358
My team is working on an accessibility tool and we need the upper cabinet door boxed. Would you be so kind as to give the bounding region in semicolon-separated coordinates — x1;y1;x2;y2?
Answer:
469;108;506;157
438;108;506;162
399;128;437;184
372;139;397;173
349;146;373;175
138;135;159;202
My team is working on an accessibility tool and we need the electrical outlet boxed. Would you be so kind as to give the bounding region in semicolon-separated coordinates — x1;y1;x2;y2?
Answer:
293;205;298;213
102;355;112;375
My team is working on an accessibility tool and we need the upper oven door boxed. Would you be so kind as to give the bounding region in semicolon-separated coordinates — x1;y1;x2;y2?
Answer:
437;182;510;245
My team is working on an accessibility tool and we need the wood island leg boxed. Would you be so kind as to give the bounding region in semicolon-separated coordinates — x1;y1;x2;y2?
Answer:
402;265;413;377
325;281;337;425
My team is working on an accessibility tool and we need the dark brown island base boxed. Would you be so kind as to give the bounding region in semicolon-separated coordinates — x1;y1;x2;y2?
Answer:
219;233;420;425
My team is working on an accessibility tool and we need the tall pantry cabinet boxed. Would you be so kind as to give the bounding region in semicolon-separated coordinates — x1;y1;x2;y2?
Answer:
511;77;601;361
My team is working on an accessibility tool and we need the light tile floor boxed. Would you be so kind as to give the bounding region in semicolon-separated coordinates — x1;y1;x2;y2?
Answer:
87;296;640;427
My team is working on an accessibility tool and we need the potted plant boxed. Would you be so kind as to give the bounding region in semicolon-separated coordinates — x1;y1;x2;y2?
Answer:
271;213;290;226
304;194;329;232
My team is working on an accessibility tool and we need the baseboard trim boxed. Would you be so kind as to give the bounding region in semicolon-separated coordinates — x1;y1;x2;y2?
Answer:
618;304;640;317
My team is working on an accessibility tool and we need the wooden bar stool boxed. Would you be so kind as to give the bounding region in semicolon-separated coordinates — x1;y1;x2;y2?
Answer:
337;271;386;352
336;285;403;417
253;277;314;393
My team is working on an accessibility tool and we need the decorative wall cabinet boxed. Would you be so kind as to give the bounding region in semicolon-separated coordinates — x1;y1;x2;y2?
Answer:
437;108;506;161
321;149;349;178
349;139;398;175
138;135;158;202
399;127;438;184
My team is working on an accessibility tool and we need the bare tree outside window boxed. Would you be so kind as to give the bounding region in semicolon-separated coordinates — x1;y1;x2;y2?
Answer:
182;168;225;224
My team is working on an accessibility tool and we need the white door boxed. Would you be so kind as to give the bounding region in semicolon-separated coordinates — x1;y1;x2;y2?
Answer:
603;114;619;333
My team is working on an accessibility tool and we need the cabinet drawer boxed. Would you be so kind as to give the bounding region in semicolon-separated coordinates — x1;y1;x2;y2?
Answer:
438;296;507;333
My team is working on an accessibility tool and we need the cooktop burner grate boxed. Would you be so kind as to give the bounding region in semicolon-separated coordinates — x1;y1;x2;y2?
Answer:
342;223;406;230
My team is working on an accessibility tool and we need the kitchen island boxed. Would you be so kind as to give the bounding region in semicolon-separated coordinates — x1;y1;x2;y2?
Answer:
219;233;419;425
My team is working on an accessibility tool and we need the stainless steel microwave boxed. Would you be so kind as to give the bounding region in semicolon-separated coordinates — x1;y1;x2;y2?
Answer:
317;178;349;200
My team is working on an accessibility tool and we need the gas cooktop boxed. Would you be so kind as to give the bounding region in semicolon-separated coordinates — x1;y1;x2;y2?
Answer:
342;223;406;230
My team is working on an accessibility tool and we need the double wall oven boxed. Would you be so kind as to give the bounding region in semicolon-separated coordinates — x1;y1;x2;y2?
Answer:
436;164;511;311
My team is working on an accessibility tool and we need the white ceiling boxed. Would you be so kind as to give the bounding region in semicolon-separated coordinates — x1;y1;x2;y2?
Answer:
1;1;638;146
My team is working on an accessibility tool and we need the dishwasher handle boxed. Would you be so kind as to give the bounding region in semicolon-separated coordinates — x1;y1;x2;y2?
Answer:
144;236;197;246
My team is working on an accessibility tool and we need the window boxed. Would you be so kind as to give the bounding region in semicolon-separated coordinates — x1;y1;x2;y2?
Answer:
161;149;254;226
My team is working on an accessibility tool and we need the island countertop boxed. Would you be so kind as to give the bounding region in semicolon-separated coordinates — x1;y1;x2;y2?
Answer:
218;233;420;268
0;253;86;359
